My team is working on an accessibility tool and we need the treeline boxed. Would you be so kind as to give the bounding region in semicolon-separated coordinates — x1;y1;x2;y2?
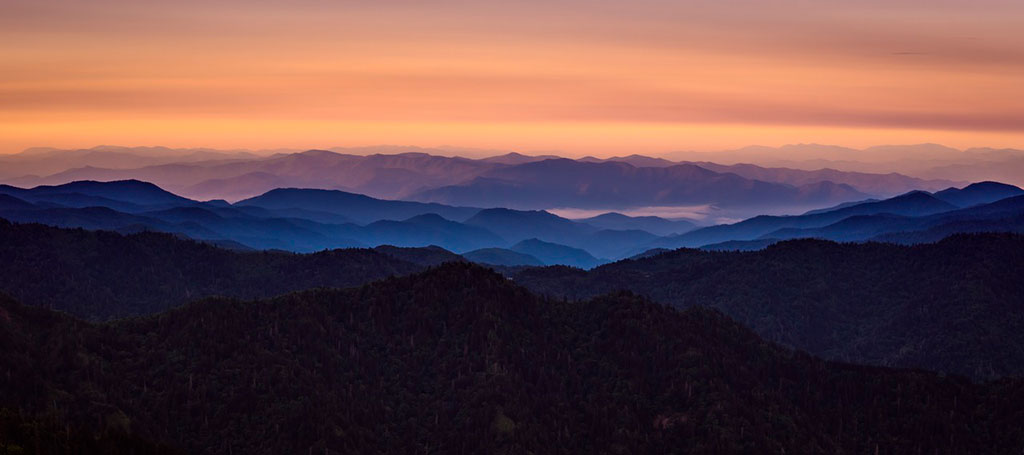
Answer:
508;233;1024;380
1;263;1023;454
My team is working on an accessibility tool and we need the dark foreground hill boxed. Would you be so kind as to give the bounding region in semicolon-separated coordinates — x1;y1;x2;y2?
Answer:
0;219;425;320
510;233;1024;381
2;263;1023;454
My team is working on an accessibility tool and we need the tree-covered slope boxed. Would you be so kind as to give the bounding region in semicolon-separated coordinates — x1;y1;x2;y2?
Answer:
0;219;425;320
509;233;1024;380
1;263;1022;454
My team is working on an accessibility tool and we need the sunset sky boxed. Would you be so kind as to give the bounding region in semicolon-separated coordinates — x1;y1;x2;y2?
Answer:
2;0;1023;156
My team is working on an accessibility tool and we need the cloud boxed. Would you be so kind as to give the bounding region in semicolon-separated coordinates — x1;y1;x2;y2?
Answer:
1;0;1023;151
550;205;713;221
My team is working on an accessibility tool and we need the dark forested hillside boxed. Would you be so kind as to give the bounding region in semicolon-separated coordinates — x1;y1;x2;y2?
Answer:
0;219;425;320
1;263;1022;454
510;233;1024;380
0;408;182;455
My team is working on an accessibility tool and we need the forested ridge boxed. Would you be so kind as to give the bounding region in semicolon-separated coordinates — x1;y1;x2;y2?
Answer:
0;219;425;320
509;233;1024;380
3;220;1024;381
2;263;1024;454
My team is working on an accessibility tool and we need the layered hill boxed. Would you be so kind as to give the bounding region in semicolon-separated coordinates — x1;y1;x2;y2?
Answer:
236;187;481;224
4;147;962;208
932;181;1024;207
462;247;544;267
2;179;1022;264
510;233;1024;380
5;148;502;201
651;185;1023;249
671;143;1024;187
0;220;426;320
763;194;1024;244
688;161;957;195
0;182;662;259
4;217;1024;383
576;212;696;236
2;263;1022;453
2;177;1024;262
411;159;870;210
509;238;604;269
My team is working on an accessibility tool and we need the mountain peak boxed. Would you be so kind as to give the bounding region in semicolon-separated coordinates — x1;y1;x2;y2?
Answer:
27;179;193;206
511;238;603;269
933;181;1024;208
893;189;935;199
297;149;339;157
403;213;450;223
957;181;1023;194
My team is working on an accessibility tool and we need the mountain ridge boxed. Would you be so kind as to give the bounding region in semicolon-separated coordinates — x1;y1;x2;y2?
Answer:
510;233;1024;380
2;262;1023;453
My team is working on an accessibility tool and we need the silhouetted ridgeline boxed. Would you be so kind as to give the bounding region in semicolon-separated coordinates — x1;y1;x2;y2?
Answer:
408;158;870;209
0;219;425;320
2;264;1023;454
3;179;1023;262
651;185;1024;250
5;147;955;205
510;233;1024;380
3;219;1024;381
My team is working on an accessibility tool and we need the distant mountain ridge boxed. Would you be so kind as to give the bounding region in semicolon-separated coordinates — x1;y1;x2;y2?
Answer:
236;187;481;224
410;159;871;210
670;143;1023;187
0;179;192;207
576;212;696;236
650;190;961;249
687;161;956;195
0;181;660;261
933;181;1024;207
643;183;1024;251
1;178;1022;263
2;146;966;208
766;194;1024;244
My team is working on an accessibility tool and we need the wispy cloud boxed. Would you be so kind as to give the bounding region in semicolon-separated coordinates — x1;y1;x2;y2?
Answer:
1;0;1023;152
550;205;713;221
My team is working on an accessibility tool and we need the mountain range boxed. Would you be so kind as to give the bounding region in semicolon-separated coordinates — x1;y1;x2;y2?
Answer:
510;233;1024;381
409;158;873;210
0;146;962;211
1;178;1022;264
0;219;424;320
3;261;1023;453
1;166;1023;452
0;181;662;259
4;217;1024;383
651;182;1024;250
673;143;1024;187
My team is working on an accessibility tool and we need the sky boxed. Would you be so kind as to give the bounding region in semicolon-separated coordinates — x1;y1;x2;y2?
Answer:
2;0;1023;156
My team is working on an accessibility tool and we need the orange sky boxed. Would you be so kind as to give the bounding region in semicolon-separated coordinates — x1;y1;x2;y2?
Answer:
2;0;1023;156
